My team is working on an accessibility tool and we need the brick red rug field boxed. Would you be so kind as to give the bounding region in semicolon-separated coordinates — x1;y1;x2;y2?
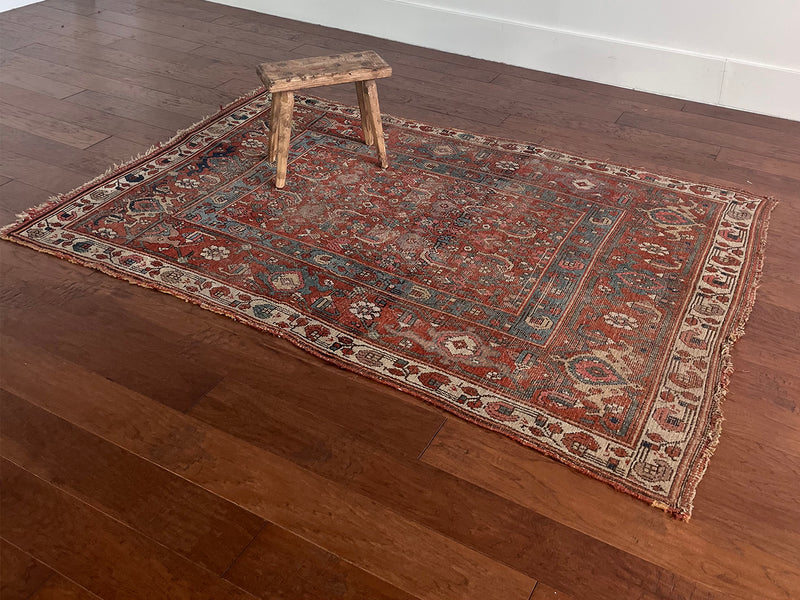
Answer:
3;89;774;518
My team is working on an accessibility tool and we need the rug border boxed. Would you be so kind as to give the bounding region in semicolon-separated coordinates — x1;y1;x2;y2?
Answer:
1;86;778;520
671;196;774;518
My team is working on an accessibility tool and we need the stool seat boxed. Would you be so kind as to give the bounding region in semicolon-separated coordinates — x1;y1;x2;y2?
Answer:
257;51;392;93
256;51;392;188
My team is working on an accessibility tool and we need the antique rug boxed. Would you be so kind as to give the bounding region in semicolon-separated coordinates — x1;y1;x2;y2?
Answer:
2;89;774;518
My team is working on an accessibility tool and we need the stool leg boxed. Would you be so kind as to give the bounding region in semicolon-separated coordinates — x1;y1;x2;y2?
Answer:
355;80;374;145
274;91;294;189
362;79;388;168
268;92;282;162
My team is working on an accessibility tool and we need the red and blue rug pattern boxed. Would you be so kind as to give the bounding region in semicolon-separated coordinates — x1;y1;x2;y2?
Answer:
2;89;774;518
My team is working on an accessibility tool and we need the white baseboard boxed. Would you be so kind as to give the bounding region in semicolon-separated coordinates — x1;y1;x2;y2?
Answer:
719;61;800;121
212;0;800;121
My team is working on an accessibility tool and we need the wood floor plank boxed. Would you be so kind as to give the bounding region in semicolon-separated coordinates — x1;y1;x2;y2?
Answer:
22;575;101;600
0;459;259;600
1;21;54;51
193;42;295;72
0;124;143;182
0;63;85;98
192;38;298;70
722;359;800;458
0;100;109;149
14;43;233;107
63;6;284;54
1;247;226;412
28;3;206;53
0;336;538;600
117;26;208;54
0;179;59;224
732;304;800;376
132;0;226;22
26;31;240;88
421;418;800;600
0;540;102;600
224;522;421;600
107;36;251;79
530;583;574;600
110;4;306;57
187;367;444;461
3;53;217;118
610;102;800;152
4;6;120;44
0;83;175;147
693;430;800;554
491;72;688;117
716;146;800;181
616;110;800;161
0;153;92;195
0;390;265;574
84;134;153;163
681;99;800;135
65;89;197;132
187;378;717;600
0;539;54;600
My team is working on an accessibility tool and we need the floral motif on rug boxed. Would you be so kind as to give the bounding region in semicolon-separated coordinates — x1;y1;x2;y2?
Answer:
2;89;774;518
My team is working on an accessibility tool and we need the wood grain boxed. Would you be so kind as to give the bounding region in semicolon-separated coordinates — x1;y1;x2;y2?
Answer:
0;83;175;147
0;179;60;223
1;298;225;412
187;379;716;600
421;418;800;600
0;459;258;600
3;52;218;118
530;583;575;600
0;391;265;574
1;336;538;600
257;51;391;93
0;100;109;149
0;540;102;600
0;540;54;600
224;522;420;600
1;2;798;599
0;64;84;99
0;125;144;186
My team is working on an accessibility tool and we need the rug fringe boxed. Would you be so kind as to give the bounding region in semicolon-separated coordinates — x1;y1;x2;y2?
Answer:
1;86;270;238
673;197;777;520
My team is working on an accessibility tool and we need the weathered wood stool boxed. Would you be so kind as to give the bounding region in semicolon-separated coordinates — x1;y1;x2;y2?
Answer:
256;50;392;188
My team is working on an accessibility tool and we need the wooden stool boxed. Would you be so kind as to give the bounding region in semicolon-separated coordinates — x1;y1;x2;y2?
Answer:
256;51;392;188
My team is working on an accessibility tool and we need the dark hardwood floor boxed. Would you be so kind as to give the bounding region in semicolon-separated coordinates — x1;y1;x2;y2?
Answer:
1;1;798;599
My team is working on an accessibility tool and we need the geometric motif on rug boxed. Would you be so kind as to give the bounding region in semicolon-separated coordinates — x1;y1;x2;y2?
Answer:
2;89;774;519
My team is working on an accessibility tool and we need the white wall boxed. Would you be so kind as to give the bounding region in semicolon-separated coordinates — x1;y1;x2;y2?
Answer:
214;0;800;121
0;0;37;11
421;0;799;69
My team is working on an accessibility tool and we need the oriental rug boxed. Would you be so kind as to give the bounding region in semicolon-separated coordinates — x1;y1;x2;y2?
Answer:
1;89;774;518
